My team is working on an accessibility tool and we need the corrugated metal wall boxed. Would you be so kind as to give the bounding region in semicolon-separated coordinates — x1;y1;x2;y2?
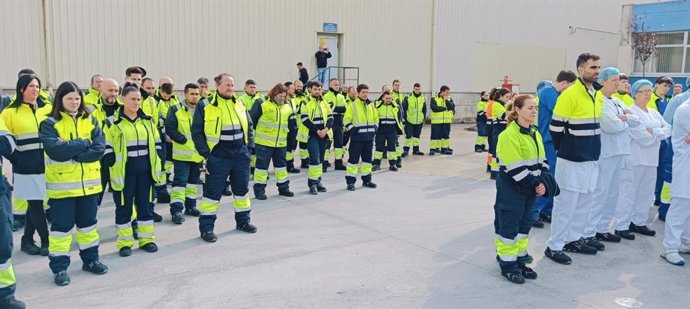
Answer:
0;0;46;90
1;0;433;92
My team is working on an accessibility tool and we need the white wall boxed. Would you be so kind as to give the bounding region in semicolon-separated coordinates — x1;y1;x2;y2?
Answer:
0;0;46;90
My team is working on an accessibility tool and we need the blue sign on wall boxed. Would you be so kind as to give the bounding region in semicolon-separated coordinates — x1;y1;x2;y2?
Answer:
323;23;338;33
632;0;690;32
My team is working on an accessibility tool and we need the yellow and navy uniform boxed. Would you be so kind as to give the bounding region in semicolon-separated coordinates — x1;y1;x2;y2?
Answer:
429;95;454;154
612;92;634;107
374;100;403;167
166;101;204;216
103;108;161;250
488;100;507;177
475;99;488;151
285;94;304;171
191;92;255;233
294;92;311;168
344;97;378;185
249;99;293;196
401;92;426;154
494;121;549;275
83;88;100;112
323;88;348;166
549;78;602;162
39;111;105;274
298;95;333;188
0;115;19;295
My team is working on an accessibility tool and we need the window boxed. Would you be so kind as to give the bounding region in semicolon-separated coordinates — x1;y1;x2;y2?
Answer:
634;31;689;74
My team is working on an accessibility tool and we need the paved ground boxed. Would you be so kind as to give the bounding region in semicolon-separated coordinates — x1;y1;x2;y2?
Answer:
10;124;690;308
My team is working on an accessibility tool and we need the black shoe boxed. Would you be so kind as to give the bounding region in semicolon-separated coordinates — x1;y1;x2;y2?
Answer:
402;150;409;157
654;198;661;206
347;184;356;191
563;239;597;255
300;161;309;169
519;265;538;279
324;161;331;168
441;149;452;155
153;212;163;223
429;149;437;156
184;207;201;217
222;185;233;196
309;185;318;195
585;237;605;251
201;231;217;243
475;145;483;153
532;220;544;228
237;223;257;233
389;165;398;172
119;247;132;257
489;174;496;180
372;164;380;171
317;184;327;192
82;260;108;275
334;161;346;170
518;254;533;265
157;194;171;204
396;160;402;168
539;213;552;223
54;271;70;286
288;167;301;174
629;223;656;236
172;212;185;224
413;150;425;156
501;270;525;284
544;247;572;265
596;232;621;243
615;229;636;240
279;190;295;197
140;243;158;253
20;240;40;256
255;192;267;200
40;244;49;256
363;182;377;189
0;297;26;309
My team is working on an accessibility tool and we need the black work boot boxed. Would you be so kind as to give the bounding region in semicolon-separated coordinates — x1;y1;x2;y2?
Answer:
334;159;346;170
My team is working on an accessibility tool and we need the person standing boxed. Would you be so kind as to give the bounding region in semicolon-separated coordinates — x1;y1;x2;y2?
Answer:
249;83;295;200
474;91;489;153
2;74;52;256
612;73;635;107
494;94;548;284
545;53;603;265
323;78;347;170
165;83;204;225
402;83;426;156
103;83;161;257
40;81;108;286
372;92;403;172
615;80;671;239
344;84;378;191
661;98;690;266
315;47;332;85
192;73;256;243
92;78;122;206
582;68;640;248
83;74;103;111
297;62;309;85
297;82;332;195
429;86;454;156
284;82;301;174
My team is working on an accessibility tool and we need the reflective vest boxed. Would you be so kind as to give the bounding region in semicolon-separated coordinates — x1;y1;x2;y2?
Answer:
497;121;548;186
44;113;102;198
155;91;181;119
140;91;161;128
647;92;669;114
376;102;403;132
323;89;347;115
104;110;161;191
255;100;291;148
202;93;249;152
550;78;602;162
612;92;634;107
91;97;123;125
238;93;264;111
405;93;426;125
431;96;453;124
1;101;52;175
84;88;100;107
169;104;204;163
344;98;378;141
391;90;404;107
476;100;487;118
491;100;507;127
297;96;331;142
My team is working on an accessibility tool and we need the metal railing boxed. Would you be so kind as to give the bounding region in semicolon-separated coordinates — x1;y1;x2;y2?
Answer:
311;66;360;86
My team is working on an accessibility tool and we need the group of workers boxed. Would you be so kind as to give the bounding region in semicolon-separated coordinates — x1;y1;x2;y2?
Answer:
480;53;690;284
0;66;458;308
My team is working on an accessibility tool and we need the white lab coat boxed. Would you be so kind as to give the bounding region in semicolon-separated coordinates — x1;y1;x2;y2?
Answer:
600;97;641;159
663;101;690;250
629;104;671;167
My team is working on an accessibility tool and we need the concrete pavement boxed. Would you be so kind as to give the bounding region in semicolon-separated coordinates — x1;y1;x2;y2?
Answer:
10;124;689;308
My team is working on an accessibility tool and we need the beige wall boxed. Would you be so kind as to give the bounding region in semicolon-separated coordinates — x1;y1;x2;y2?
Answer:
0;0;46;90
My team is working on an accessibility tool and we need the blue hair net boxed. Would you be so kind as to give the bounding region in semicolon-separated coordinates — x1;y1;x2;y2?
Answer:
598;67;620;83
631;79;653;97
536;80;552;94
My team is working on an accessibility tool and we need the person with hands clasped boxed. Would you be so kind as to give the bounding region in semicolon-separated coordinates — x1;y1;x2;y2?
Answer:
39;82;108;286
494;94;555;284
